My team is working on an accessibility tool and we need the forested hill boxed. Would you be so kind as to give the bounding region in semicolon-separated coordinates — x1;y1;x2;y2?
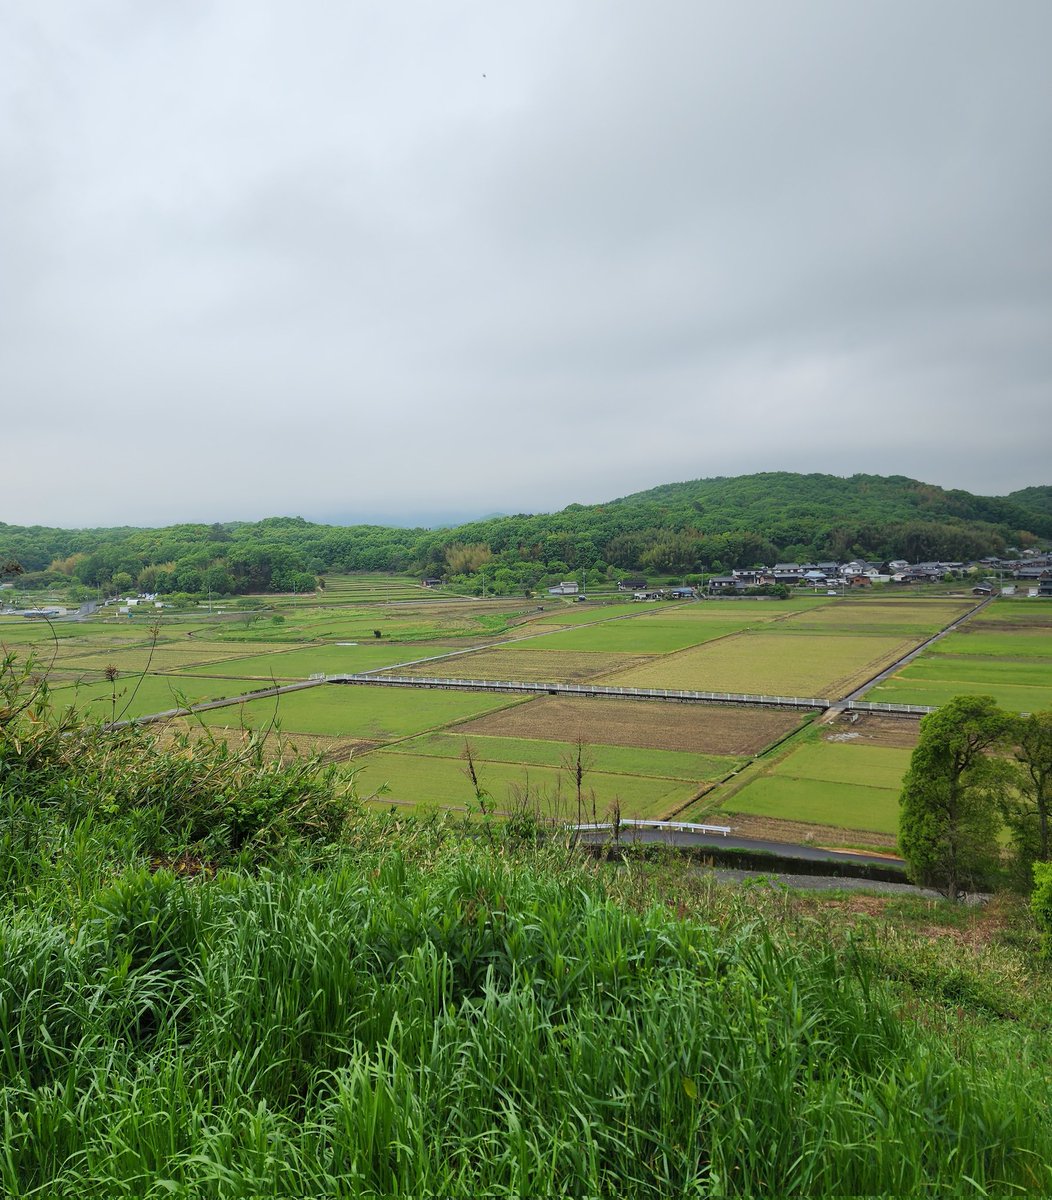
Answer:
610;473;1050;534
1;473;1049;598
1007;485;1052;521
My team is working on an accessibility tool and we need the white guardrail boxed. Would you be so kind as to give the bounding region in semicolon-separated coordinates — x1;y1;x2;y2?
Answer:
844;700;937;715
573;819;732;837
329;675;831;709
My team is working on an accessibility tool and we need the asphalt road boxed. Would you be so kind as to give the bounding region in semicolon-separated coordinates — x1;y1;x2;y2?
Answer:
704;868;940;896
578;826;904;870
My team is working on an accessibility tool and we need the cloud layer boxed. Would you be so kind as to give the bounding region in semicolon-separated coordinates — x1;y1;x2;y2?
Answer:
3;2;1050;526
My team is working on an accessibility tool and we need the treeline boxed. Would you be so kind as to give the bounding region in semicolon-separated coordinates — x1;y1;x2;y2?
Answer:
2;472;1049;599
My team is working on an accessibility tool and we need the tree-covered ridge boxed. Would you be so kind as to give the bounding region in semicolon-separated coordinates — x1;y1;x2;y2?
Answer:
1008;484;1052;521
2;472;1049;597
604;471;1052;543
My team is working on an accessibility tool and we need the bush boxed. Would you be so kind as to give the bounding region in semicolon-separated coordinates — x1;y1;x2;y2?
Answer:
0;653;357;865
1032;861;1052;957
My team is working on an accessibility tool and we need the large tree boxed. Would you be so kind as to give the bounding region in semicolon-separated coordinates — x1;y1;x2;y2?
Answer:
898;695;1012;901
1004;711;1052;871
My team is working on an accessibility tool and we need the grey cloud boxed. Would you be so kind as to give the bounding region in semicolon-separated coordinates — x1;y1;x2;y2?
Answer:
1;1;1050;526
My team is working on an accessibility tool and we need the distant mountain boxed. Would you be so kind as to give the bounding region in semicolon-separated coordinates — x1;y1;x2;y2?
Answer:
606;472;1050;533
2;473;1049;594
437;472;1051;577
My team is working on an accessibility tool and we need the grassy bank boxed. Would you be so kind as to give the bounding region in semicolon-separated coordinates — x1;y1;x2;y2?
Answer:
2;668;1051;1196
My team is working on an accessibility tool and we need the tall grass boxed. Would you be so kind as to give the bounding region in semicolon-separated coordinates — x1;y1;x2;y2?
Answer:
2;666;1050;1196
0;845;1049;1196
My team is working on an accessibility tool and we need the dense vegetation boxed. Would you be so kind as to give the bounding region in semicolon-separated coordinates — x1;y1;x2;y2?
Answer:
2;660;1052;1195
898;697;1052;900
3;472;1049;599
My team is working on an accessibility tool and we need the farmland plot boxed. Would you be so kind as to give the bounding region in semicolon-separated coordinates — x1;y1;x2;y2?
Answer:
928;630;1052;658
195;683;521;740
48;674;249;721
973;599;1052;626
778;599;972;638
379;648;651;683
177;643;429;680
715;741;911;836
506;620;741;654
603;632;915;697
863;607;1052;711
865;673;1052;713
354;751;698;819
458;696;803;756
389;731;738;783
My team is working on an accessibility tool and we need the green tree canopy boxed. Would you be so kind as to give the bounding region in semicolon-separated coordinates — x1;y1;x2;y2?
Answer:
898;695;1013;901
1005;711;1052;871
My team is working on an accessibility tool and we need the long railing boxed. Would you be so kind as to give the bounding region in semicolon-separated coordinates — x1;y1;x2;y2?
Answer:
573;819;732;837
328;673;832;710
844;700;937;715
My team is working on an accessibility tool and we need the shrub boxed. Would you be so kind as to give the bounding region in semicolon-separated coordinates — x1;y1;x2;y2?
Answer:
1032;861;1052;958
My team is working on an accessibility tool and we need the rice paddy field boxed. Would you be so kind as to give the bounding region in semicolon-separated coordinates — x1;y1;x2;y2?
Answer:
711;739;912;839
458;696;804;756
381;648;652;682
194;685;523;742
355;728;742;818
6;586;1052;1196
862;599;1052;713
355;749;702;818
3;584;1034;833
603;631;916;697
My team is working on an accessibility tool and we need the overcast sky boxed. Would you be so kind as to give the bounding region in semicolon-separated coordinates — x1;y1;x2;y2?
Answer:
2;2;1050;528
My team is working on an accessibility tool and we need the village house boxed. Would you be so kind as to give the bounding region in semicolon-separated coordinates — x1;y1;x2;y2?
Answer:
707;576;743;593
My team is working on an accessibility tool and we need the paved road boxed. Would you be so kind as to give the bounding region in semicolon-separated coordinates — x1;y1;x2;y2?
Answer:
578;826;905;871
703;867;938;896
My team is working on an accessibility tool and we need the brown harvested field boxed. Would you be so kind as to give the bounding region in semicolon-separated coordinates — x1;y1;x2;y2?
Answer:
378;649;651;683
457;696;803;756
821;713;921;750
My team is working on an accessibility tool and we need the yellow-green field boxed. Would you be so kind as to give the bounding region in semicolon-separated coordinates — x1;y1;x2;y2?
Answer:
380;648;652;683
194;685;522;741
602;632;915;696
